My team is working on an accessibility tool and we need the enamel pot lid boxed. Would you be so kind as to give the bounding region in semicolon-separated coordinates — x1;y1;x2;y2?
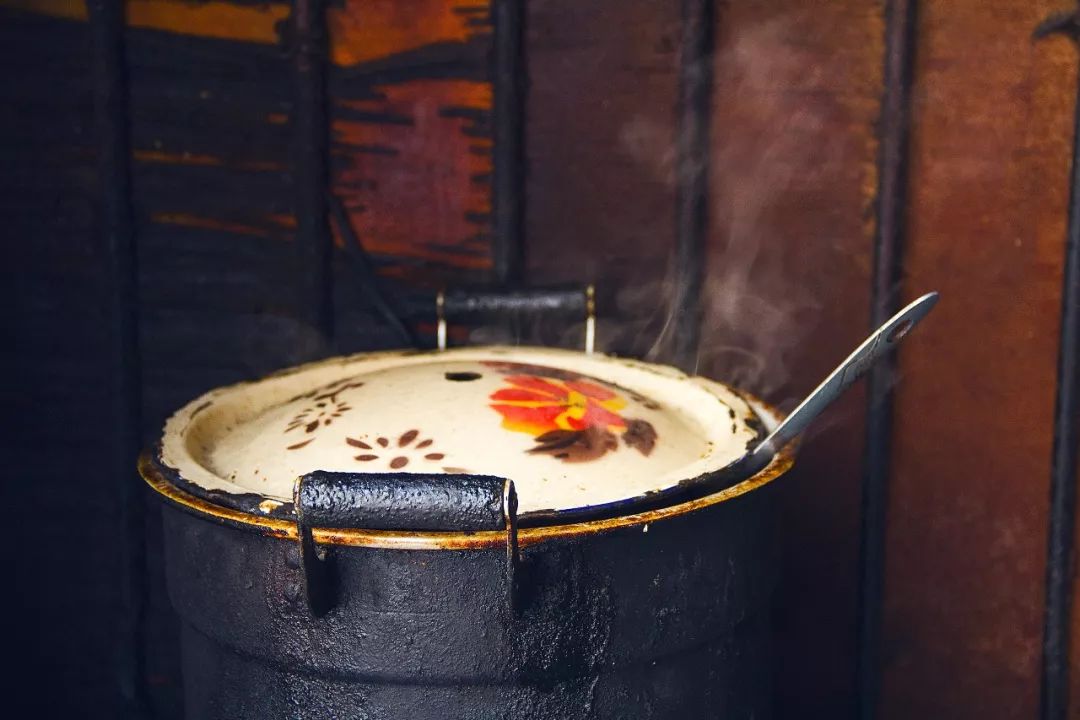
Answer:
155;346;773;526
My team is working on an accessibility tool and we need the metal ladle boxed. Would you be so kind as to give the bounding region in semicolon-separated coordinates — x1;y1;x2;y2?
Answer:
748;291;940;468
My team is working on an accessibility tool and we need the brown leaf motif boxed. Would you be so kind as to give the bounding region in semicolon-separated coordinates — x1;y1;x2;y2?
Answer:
283;375;365;448
346;430;446;470
528;427;619;463
622;419;657;456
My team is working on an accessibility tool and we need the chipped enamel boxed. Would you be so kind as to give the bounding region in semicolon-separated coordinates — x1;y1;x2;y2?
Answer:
160;347;762;517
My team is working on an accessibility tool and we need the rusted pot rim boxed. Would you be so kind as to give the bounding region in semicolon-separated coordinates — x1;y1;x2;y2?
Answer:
139;401;795;551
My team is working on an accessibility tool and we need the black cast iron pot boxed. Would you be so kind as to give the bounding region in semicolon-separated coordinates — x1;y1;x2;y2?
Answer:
141;337;795;720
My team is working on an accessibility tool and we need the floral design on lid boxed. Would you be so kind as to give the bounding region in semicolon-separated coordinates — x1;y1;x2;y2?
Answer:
346;430;447;470
487;367;659;463
282;375;365;450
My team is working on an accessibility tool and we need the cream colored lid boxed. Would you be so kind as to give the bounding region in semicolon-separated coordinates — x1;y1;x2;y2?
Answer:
159;347;763;518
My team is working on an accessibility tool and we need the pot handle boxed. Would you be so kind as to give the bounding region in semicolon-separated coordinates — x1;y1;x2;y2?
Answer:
292;472;519;617
437;285;596;353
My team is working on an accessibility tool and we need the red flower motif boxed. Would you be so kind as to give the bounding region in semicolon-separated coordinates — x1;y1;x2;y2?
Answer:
490;374;627;436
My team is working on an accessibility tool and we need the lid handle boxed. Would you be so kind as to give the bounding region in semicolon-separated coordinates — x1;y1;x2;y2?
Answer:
436;285;596;353
292;472;519;617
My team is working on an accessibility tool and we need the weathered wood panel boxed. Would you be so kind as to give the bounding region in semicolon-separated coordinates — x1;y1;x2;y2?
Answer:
0;7;128;716
883;1;1076;718
7;0;1080;718
706;3;883;716
526;3;884;716
4;0;498;716
524;0;681;353
328;0;495;350
127;25;308;429
327;0;492;268
124;12;303;715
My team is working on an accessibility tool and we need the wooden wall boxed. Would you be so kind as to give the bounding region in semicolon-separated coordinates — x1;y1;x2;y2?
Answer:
2;0;1078;718
885;2;1076;717
527;1;1078;718
3;6;120;713
3;0;498;715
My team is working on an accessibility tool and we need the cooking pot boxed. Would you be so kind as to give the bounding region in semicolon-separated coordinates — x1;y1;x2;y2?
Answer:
142;285;937;718
141;287;800;719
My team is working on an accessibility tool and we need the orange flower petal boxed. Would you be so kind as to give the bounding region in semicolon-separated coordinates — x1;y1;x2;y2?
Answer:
490;388;562;403
504;375;567;398
491;402;565;427
581;403;627;430
565;379;616;401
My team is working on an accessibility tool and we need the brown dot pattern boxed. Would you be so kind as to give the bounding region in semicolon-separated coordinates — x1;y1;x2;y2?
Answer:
344;430;448;470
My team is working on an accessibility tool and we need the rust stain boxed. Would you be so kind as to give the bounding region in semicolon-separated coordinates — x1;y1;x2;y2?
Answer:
266;213;297;230
150;212;282;239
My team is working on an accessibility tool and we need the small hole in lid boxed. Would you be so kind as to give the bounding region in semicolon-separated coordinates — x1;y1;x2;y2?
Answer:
445;371;482;382
887;319;914;343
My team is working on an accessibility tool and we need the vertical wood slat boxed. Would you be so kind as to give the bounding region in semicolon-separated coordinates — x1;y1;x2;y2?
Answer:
1037;10;1080;718
522;0;680;358
293;0;334;345
492;0;526;286
884;2;1071;716
672;0;714;371
858;1;918;718
85;0;147;713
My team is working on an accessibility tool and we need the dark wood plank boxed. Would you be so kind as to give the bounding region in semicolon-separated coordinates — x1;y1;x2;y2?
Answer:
0;7;134;716
704;4;884;716
293;0;334;343
672;0;714;370
88;0;146;713
524;0;682;354
860;1;918;716
122;21;304;716
492;0;525;283
525;7;883;717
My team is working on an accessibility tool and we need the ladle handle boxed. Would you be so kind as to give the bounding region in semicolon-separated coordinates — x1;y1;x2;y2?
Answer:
750;292;939;464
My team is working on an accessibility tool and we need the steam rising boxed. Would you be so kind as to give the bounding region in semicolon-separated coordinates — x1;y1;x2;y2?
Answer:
616;14;861;401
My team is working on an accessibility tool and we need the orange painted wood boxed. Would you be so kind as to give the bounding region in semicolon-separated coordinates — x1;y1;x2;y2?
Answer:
882;2;1076;718
0;0;288;42
2;0;497;285
327;0;495;284
331;78;494;278
328;0;482;66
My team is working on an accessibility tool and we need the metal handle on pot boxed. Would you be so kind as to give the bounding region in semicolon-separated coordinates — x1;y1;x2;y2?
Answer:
293;472;519;617
436;285;596;353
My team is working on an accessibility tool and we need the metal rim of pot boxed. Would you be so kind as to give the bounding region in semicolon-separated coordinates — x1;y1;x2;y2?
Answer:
138;416;795;552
